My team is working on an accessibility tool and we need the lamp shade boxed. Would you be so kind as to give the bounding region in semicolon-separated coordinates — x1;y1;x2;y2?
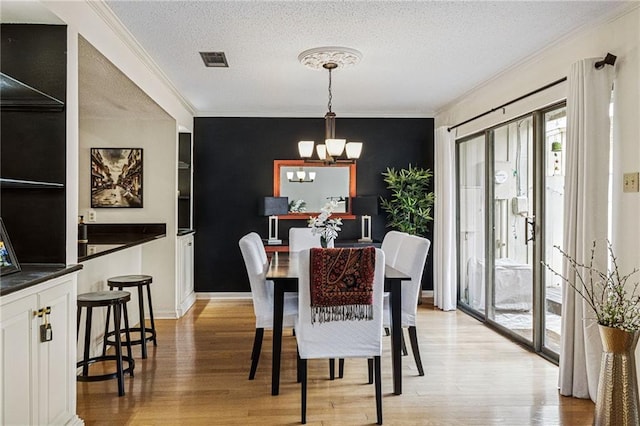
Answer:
325;138;346;156
345;142;363;159
316;144;327;160
259;196;289;216
351;196;379;216
298;140;315;158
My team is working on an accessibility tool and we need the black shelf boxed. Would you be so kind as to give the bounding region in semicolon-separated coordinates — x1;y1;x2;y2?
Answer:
0;72;65;111
0;178;64;189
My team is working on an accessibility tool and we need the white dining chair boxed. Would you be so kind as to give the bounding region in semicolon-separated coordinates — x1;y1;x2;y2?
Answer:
295;247;385;425
239;232;298;380
381;230;409;268
288;227;321;252
383;234;431;376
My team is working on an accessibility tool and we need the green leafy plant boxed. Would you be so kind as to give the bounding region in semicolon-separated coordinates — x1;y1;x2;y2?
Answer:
544;240;640;332
380;165;435;236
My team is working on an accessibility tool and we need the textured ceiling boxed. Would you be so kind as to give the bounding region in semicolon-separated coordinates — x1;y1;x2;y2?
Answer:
104;0;630;118
78;36;172;121
1;1;632;120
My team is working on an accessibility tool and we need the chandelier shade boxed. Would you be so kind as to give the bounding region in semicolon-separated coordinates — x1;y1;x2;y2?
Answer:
346;142;363;159
298;140;315;158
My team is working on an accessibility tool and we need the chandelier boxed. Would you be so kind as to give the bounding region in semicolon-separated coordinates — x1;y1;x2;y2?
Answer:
287;168;316;183
297;47;363;164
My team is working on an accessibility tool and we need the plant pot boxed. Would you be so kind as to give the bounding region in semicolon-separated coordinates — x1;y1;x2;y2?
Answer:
594;324;640;426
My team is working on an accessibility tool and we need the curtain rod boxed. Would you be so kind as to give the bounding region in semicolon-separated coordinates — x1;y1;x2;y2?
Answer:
446;52;617;133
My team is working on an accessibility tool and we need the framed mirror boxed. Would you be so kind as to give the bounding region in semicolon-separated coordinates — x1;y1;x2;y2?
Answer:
273;160;356;219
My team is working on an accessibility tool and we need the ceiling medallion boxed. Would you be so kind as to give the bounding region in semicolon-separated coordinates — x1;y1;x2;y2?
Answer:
298;46;363;70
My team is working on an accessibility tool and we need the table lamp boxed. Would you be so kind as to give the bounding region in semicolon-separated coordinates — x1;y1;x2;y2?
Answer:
259;196;289;245
351;196;379;243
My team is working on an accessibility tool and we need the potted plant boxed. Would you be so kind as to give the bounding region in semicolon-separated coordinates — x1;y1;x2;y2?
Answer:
380;164;435;237
544;240;640;425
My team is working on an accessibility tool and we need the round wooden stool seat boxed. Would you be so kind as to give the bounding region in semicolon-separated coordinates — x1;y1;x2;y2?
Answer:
77;291;135;397
107;274;153;287
78;290;131;307
106;274;157;359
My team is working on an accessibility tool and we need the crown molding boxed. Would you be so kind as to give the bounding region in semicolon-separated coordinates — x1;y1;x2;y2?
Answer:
86;0;196;116
195;110;434;118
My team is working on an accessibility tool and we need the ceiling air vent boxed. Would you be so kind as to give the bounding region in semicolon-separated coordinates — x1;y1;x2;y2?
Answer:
199;51;228;68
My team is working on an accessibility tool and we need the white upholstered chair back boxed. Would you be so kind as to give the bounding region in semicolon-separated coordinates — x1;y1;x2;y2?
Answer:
295;248;386;359
392;234;431;327
381;230;409;268
239;232;296;328
289;227;321;253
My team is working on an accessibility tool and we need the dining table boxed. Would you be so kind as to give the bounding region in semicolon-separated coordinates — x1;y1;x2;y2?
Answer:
265;251;411;396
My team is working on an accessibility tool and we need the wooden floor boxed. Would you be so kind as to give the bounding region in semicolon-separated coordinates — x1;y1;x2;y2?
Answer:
77;299;594;425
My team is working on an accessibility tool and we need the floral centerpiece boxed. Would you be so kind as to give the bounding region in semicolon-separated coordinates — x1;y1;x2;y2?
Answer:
308;200;342;248
544;240;640;332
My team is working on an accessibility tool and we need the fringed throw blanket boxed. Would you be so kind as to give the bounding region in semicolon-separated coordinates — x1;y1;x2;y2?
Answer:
309;247;376;324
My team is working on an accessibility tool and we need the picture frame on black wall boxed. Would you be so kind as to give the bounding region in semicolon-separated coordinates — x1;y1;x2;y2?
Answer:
0;218;21;276
91;148;143;208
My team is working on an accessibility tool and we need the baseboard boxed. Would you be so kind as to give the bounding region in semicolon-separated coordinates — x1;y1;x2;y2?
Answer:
177;292;197;317
196;292;252;300
422;290;434;298
65;414;85;425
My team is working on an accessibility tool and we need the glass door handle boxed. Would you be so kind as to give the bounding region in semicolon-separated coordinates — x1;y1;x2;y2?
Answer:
525;216;535;244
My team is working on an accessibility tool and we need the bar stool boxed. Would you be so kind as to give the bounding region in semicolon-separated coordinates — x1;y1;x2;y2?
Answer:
105;274;157;359
77;291;135;397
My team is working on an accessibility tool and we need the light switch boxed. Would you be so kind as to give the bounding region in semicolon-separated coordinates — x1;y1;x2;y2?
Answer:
623;172;639;193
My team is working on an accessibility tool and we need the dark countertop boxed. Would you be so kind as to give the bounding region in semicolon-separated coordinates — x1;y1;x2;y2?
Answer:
0;264;83;297
79;223;166;262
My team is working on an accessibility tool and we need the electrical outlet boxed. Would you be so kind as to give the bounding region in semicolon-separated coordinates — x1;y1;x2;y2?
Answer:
86;209;97;222
623;172;639;193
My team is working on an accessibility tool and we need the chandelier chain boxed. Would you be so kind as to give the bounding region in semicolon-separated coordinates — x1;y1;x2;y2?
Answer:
327;68;332;113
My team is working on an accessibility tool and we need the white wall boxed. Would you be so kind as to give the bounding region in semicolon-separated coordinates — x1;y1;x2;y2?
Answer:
79;118;178;318
436;5;640;272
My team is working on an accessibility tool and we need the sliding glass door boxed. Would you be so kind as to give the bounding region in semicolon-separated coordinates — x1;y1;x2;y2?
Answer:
457;104;566;360
541;106;567;355
489;117;534;342
458;135;486;310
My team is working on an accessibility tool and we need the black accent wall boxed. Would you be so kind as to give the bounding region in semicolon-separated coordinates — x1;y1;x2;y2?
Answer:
193;117;434;292
0;25;67;264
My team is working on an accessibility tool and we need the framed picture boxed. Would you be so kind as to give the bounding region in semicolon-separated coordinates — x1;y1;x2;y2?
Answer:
0;218;21;276
91;148;143;208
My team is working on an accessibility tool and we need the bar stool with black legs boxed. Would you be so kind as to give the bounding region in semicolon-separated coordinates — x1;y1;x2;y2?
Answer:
105;275;157;359
77;291;135;397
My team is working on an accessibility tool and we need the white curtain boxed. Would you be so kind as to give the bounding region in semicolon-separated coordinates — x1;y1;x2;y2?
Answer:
559;58;614;400
434;126;457;311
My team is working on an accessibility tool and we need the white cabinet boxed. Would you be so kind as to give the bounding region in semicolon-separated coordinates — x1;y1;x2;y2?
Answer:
1;273;82;425
177;233;195;317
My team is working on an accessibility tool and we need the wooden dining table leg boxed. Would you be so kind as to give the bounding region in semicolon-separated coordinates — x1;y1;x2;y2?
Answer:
390;278;403;395
272;279;285;396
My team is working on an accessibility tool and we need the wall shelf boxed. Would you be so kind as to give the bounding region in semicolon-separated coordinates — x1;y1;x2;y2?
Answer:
0;178;64;189
0;72;65;112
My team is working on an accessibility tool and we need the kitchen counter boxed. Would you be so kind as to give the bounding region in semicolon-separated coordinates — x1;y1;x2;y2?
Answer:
0;264;83;296
78;223;166;262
